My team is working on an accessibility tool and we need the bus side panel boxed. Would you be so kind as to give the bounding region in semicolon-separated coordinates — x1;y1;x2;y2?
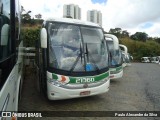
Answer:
0;0;23;118
0;65;18;115
0;40;23;116
0;29;23;120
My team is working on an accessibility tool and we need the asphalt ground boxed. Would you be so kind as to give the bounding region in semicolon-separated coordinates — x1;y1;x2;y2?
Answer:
18;63;160;120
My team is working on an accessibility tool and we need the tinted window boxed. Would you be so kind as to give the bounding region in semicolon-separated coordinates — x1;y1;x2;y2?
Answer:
0;0;14;89
48;22;108;72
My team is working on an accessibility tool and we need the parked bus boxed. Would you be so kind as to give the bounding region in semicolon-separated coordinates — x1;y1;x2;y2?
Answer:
151;56;159;63
105;34;123;79
141;57;150;63
157;56;160;64
119;44;130;67
35;18;110;100
0;0;23;119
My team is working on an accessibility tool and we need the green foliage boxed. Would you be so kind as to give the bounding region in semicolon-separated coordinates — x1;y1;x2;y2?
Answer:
109;28;130;38
109;28;122;38
21;6;43;26
109;27;160;61
154;37;160;44
22;27;40;47
130;32;148;42
120;38;160;61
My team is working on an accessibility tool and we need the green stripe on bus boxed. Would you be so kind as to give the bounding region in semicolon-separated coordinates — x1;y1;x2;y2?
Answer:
116;66;122;71
52;71;109;84
69;72;109;83
52;74;58;79
110;66;123;72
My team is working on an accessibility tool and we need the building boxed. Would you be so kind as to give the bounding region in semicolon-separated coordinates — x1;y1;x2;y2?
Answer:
63;4;81;19
87;10;102;26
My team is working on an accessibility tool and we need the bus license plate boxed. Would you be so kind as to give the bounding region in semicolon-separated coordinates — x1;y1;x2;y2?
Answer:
80;91;90;96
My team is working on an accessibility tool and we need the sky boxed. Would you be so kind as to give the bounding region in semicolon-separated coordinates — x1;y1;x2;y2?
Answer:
20;0;160;37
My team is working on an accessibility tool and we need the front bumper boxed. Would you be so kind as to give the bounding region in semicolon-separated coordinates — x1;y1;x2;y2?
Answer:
47;79;110;100
110;69;123;79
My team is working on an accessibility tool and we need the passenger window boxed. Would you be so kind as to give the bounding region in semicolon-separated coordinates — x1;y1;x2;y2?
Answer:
0;0;10;60
0;0;12;89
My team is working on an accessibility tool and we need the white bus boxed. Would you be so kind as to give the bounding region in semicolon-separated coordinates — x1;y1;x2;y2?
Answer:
141;57;150;63
157;56;160;64
35;18;110;100
105;34;123;79
119;44;130;67
151;56;159;63
0;0;23;119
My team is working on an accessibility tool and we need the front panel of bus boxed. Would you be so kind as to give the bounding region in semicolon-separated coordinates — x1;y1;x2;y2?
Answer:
106;40;123;79
42;21;110;100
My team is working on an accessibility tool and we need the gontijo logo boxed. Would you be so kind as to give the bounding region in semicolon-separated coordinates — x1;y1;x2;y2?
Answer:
76;77;95;83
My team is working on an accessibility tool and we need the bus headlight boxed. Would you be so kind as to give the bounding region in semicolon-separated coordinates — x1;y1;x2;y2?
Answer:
48;78;64;87
48;78;67;87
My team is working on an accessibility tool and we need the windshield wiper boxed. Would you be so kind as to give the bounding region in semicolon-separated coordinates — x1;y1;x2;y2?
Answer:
69;44;83;73
80;44;83;63
69;43;100;74
85;43;100;73
85;43;89;61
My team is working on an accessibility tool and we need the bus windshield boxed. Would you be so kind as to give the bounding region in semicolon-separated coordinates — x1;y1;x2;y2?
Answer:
121;51;130;63
48;22;108;72
107;40;122;66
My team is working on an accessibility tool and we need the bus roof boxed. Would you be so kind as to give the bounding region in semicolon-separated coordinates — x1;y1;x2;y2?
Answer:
105;34;119;50
44;17;100;27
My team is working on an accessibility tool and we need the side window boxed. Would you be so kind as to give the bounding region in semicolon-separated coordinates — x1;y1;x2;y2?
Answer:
15;0;20;41
0;0;13;89
0;0;10;60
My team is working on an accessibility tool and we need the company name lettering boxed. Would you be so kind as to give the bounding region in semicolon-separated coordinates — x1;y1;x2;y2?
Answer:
76;78;95;83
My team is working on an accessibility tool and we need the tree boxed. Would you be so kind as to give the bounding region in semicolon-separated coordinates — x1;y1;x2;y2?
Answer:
21;6;25;13
35;14;42;19
21;6;43;26
130;32;148;42
21;6;31;20
109;28;122;38
22;11;31;20
109;28;122;34
154;37;160;44
114;28;122;33
122;30;129;38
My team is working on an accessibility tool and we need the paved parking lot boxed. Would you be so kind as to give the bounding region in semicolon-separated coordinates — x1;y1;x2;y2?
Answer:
19;63;160;120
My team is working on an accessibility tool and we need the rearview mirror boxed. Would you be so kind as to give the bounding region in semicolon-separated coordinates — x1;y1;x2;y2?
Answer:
0;24;9;46
40;28;47;48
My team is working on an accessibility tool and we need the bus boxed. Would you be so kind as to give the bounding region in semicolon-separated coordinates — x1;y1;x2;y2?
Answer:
150;56;159;63
35;18;110;100
105;34;123;79
0;0;23;119
141;57;150;63
119;44;130;67
157;56;160;64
